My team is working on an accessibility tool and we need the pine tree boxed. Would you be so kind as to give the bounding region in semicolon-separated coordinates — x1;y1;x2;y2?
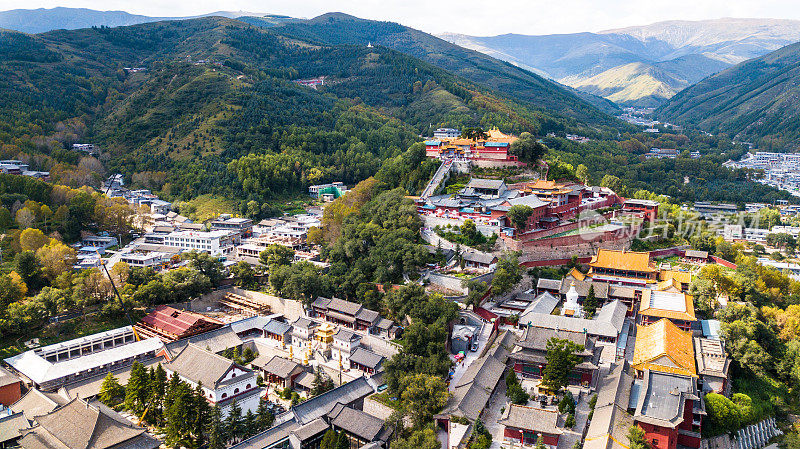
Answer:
583;285;597;318
206;406;226;449
256;398;274;431
149;364;168;425
99;373;124;406
535;435;545;449
124;361;147;414
192;382;211;447
226;400;244;443
320;429;338;449
337;431;350;449
165;380;193;448
244;410;257;438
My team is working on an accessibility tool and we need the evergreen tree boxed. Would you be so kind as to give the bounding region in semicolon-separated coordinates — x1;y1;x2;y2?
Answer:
192;383;211;447
124;361;148;414
320;429;338;449
583;285;597;318
310;367;334;396
149;364;168;425
535;435;545;449
256;398;274;431
99;373;124;406
226;400;244;443
244;410;257;438
165;380;193;448
542;338;582;392
336;431;350;449
206;405;226;449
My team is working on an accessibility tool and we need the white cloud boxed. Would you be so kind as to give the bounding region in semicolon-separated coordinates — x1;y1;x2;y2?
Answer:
0;0;798;35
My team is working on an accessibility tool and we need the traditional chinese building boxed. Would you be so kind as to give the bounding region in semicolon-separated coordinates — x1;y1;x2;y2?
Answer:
632;319;696;378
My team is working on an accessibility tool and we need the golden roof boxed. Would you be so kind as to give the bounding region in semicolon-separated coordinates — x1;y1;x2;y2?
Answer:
656;279;681;292
632;319;696;377
659;269;692;285
639;289;696;322
567;268;586;281
589;249;655;273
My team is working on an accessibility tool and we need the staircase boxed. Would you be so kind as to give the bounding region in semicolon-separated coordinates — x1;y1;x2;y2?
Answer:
420;159;453;199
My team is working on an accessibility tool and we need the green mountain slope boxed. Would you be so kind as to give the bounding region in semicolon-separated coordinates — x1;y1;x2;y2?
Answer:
658;41;800;148
0;16;621;204
242;13;622;120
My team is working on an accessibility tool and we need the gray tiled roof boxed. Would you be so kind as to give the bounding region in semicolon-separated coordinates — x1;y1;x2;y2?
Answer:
498;405;562;434
12;389;69;421
560;279;609;299
536;278;562;290
164;344;238;388
288;376;375;425
264;320;292;336
19;398;158;449
292;317;317;331
466;179;505;190
0;411;28;443
290;418;329;441
348;347;384;370
442;331;516;421
634;370;699;428
253;356;302;379
0;366;20;388
461;251;496;265
584;364;634;449
328;403;385;441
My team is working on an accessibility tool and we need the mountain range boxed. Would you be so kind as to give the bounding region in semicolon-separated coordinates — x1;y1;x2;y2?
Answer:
659;40;800;148
0;7;294;34
441;18;800;107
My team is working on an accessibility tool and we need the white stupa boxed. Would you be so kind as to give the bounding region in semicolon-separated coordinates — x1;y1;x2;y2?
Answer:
562;280;582;318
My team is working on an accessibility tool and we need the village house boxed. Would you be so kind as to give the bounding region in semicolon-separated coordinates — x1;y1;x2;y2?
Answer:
311;297;394;334
348;347;384;375
230;376;380;449
328;403;393;449
250;355;306;390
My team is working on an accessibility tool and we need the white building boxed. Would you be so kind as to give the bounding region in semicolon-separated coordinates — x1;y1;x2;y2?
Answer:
163;344;262;417
433;128;460;139
331;328;361;366
161;230;237;256
5;326;163;391
120;252;168;268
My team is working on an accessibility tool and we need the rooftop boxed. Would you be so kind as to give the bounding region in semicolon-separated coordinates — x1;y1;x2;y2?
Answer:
498;405;562;434
639;290;696;322
634;370;699;429
633;319;696;377
589;249;655;273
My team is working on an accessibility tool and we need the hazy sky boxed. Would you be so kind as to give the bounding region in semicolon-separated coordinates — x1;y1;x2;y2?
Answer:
1;0;797;35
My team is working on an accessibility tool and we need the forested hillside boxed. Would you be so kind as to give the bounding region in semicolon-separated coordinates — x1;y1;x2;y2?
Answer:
0;15;794;211
244;13;623;118
658;41;800;150
0;16;618;209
